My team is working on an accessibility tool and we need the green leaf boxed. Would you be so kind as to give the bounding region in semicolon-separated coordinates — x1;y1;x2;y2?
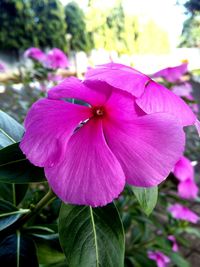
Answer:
59;203;125;267
0;110;24;148
131;186;158;216
24;226;65;265
184;227;200;238
0;183;28;205
0;143;45;183
0;232;39;267
0;199;29;231
168;252;190;267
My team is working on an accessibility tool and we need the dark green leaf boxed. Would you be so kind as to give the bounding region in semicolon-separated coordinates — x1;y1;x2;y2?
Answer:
131;186;158;216
0;199;29;231
59;203;125;267
24;225;65;265
0;110;24;148
0;232;39;267
0;183;28;205
0;143;45;183
168;252;190;267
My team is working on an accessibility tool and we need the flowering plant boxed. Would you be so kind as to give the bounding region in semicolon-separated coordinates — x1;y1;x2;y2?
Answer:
0;63;199;267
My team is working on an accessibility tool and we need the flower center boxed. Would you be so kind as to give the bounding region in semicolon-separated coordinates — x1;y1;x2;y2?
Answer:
92;106;105;117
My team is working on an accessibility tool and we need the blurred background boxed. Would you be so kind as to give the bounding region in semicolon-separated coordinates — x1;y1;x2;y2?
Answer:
0;0;200;74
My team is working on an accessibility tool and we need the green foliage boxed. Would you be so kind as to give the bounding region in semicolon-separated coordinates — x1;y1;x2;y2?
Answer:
65;1;93;53
86;0;170;55
59;203;125;267
30;0;67;52
0;143;45;183
131;186;158;216
0;232;39;267
185;0;200;14
180;15;200;47
0;0;67;54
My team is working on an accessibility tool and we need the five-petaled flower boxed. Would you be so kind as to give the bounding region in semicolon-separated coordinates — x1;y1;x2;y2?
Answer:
20;63;197;207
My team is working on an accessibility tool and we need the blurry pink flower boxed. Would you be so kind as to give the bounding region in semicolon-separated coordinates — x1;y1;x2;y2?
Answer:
47;73;63;82
178;178;198;200
152;63;188;83
168;235;179;252
148;251;170;267
171;82;192;98
20;64;186;207
173;156;198;199
0;62;6;72
24;47;46;62
173;156;194;182
44;48;68;69
168;204;199;223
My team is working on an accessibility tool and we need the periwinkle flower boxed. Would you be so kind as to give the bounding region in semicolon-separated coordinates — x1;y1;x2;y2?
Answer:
24;47;46;62
168;204;199;223
44;48;68;69
173;156;198;200
152;62;188;83
20;63;196;207
148;251;170;267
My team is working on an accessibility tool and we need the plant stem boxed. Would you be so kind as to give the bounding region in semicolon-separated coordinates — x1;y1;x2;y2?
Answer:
18;188;56;226
0;188;56;237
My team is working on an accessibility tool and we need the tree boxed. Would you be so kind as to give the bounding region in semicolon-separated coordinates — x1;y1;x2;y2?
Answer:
64;1;93;53
0;0;36;56
30;0;67;52
180;0;200;47
0;0;67;55
184;0;200;14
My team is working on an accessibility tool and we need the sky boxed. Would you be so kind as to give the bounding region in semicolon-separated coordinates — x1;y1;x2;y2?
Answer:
60;0;187;48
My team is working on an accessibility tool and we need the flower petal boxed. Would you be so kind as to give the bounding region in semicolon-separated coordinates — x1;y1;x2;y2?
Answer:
173;156;194;182
178;178;198;200
45;119;125;207
105;90;145;121
168;204;199;223
152;63;188;83
85;63;150;97
20;99;91;167
136;80;196;126
103;113;185;187
48;76;111;106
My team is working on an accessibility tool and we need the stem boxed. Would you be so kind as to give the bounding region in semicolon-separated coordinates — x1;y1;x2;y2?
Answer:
18;188;56;226
1;188;56;237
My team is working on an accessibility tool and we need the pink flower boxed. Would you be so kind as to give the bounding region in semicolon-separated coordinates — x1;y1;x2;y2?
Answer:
44;48;68;69
24;47;46;62
168;235;179;252
173;156;194;182
171;82;192;98
148;251;170;267
47;73;63;82
20;64;188;206
152;63;188;83
173;156;198;199
0;62;6;72
178;178;198;200
168;204;199;223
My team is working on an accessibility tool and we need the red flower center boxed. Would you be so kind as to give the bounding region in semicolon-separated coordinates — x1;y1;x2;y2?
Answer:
92;106;105;117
